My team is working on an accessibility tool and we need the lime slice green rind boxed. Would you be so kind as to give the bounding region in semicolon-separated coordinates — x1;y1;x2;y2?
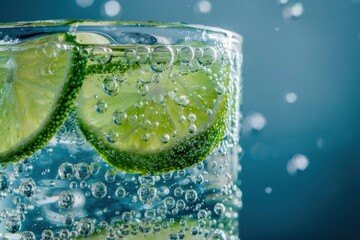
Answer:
0;34;86;164
77;101;227;175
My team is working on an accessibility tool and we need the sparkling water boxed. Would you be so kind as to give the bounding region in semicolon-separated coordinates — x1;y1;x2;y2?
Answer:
0;21;242;239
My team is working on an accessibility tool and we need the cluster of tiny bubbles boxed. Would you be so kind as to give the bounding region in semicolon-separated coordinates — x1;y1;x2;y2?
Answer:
91;181;108;199
19;179;36;198
59;191;75;209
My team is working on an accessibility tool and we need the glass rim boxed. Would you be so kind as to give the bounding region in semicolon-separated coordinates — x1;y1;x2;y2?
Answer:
0;19;242;45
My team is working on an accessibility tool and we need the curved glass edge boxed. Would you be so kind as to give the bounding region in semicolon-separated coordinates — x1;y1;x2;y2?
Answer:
0;20;242;46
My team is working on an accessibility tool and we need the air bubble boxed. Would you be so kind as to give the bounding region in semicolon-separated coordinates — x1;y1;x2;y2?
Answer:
191;226;199;235
78;218;95;237
63;214;74;226
164;196;176;209
215;84;226;95
210;229;226;240
105;169;116;182
59;229;70;240
95;100;108;113
138;176;155;186
75;162;90;180
199;47;217;66
90;162;101;175
16;203;26;213
194;175;204;184
188;113;196;122
214;203;226;215
197;209;207;219
160;134;170;144
174;187;184;197
115;187;126;198
188;124;197;133
102;76;119;96
91;47;112;64
5;216;21;233
175;95;190;107
150;46;174;72
113;109;127;125
91;182;107;199
137;186;157;204
0;172;9;191
185;189;198;203
124;49;136;64
141;133;151;141
178;115;186;123
153;94;165;104
19;179;36;198
59;191;75;209
20;231;35;240
178;46;195;62
162;172;173;180
106;130;119;143
42;230;54;240
58;162;75;180
136;46;151;64
141;120;152;130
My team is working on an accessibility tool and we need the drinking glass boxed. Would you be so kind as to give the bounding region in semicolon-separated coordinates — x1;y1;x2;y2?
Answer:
0;20;242;239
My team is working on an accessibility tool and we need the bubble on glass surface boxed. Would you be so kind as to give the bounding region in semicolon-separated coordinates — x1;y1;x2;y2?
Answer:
265;187;273;194
0;172;9;191
5;215;21;233
285;92;298;103
42;229;54;240
91;182;108;199
19;179;36;198
115;186;126;198
283;2;305;20
103;0;121;17
78;218;95;237
20;231;35;240
137;186;157;204
287;154;309;175
244;112;267;132
59;191;75;209
76;0;94;8
210;229;226;239
194;0;212;14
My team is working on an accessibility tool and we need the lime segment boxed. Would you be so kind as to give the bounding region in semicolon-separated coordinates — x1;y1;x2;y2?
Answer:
76;40;230;174
0;34;86;164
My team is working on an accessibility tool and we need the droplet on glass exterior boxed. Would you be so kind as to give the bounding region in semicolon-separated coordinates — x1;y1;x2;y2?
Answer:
175;95;190;107
214;203;226;215
59;191;75;209
102;76;119;96
19;179;36;198
112;109;127;125
124;49;137;64
95;100;108;113
91;182;108;199
178;46;195;63
90;162;101;175
115;187;126;198
185;189;198;203
42;229;54;240
150;46;174;72
136;46;151;64
105;169;116;182
0;172;9;191
58;162;75;180
210;229;226;240
160;134;170;144
106;130;119;143
198;47;217;66
137;186;157;204
75;162;91;180
78;218;95;237
91;47;112;64
64;214;75;226
5;216;21;233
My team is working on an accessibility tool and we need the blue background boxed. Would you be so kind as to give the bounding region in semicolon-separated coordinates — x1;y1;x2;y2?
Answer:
1;0;360;239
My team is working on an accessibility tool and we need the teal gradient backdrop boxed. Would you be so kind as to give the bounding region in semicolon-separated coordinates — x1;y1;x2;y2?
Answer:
1;0;360;239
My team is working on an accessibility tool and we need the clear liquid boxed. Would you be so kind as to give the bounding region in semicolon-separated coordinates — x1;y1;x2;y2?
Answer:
0;27;242;239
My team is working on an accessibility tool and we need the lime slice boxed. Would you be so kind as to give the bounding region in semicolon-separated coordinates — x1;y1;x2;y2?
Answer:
76;43;229;174
0;34;86;164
